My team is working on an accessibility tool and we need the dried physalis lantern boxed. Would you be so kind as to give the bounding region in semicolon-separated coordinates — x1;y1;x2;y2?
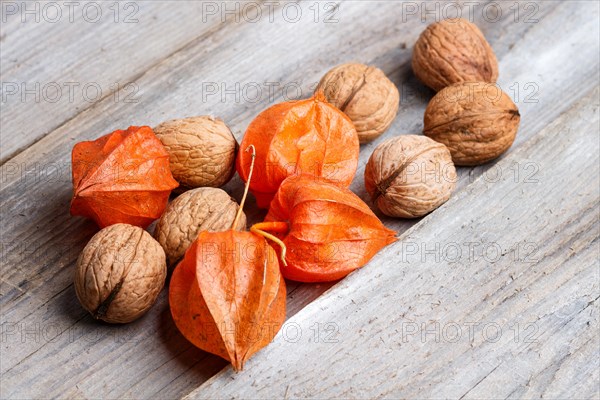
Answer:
236;92;359;208
254;175;397;282
70;126;178;228
170;146;286;371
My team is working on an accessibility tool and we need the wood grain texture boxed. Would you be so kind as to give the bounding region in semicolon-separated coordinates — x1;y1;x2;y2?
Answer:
1;1;599;398
188;86;600;400
0;0;256;163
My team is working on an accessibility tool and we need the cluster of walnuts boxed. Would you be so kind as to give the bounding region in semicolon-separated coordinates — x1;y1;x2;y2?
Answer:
74;117;243;323
317;19;519;219
74;17;519;324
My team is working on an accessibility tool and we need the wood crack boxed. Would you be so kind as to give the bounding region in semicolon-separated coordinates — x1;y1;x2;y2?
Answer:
458;363;501;400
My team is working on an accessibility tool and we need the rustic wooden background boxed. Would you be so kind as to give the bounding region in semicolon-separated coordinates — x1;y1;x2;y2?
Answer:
1;1;599;399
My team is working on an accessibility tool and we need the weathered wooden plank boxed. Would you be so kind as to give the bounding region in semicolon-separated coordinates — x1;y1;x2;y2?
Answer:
0;0;256;163
0;2;432;397
1;1;598;398
187;85;600;400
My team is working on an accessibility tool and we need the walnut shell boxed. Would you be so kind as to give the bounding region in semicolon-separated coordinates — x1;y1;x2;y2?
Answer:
74;224;167;323
315;63;399;143
154;116;238;189
412;18;498;92
424;82;520;166
364;135;456;218
154;187;246;266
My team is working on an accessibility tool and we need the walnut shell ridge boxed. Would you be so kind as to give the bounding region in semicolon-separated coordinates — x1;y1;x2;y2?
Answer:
154;116;238;189
364;135;456;218
424;82;520;166
74;224;167;324
154;187;246;266
412;18;498;92
316;63;399;143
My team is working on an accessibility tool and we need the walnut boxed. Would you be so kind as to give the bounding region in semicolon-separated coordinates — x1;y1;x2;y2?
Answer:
154;116;238;189
154;187;246;266
412;18;498;92
423;82;520;166
364;135;456;218
74;224;166;323
315;63;399;143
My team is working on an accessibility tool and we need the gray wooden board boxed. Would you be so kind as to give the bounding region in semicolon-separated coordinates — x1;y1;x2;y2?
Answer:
189;86;600;400
1;1;599;398
0;0;261;163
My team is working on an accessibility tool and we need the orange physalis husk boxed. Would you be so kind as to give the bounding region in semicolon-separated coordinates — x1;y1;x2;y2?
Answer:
70;126;178;228
169;145;286;371
258;175;397;282
236;91;359;208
